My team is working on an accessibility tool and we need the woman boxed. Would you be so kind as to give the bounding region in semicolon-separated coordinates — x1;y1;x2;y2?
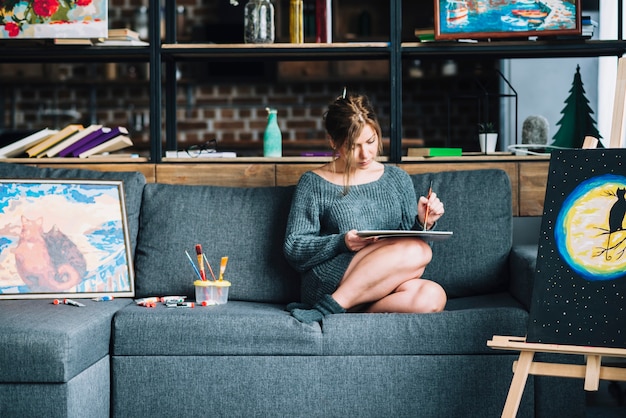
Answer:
283;92;446;323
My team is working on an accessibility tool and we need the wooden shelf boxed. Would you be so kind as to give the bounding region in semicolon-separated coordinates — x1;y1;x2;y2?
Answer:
161;42;391;60
0;157;149;164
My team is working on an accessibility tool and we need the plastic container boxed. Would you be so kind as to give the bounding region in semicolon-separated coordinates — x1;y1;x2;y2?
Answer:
263;107;282;157
194;280;231;306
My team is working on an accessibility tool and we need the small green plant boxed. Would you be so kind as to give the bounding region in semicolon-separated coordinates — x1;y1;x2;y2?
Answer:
478;122;496;133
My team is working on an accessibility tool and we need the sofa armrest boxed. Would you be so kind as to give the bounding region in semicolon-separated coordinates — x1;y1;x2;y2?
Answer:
509;245;538;310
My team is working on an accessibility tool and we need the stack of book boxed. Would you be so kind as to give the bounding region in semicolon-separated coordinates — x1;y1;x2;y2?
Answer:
414;28;435;42
582;16;598;39
0;124;134;158
96;28;148;46
53;28;148;46
407;147;462;157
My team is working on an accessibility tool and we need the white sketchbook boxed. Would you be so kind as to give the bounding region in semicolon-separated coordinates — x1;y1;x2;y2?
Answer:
357;230;453;242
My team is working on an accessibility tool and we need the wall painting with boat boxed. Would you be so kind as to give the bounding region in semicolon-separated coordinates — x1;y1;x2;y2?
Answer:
434;0;581;40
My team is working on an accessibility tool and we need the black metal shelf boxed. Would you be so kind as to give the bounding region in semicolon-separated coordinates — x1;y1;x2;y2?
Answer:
402;40;626;59
1;0;623;163
0;45;150;63
160;42;391;61
3;39;621;64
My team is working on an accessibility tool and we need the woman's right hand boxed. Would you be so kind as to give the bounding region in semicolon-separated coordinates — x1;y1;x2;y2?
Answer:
344;229;376;252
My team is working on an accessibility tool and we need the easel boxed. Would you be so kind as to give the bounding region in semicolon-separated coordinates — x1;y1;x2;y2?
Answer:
487;336;626;418
487;57;626;418
610;56;626;148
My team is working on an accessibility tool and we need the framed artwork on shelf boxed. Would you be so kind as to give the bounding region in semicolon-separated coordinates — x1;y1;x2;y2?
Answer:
0;0;107;39
434;0;581;41
0;179;135;299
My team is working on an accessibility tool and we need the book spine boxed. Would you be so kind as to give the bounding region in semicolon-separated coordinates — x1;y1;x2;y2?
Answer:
71;127;128;157
58;129;108;157
0;128;54;158
315;0;327;43
79;135;133;158
325;0;332;43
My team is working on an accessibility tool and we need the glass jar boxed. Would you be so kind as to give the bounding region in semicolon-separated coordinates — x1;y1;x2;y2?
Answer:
244;0;275;44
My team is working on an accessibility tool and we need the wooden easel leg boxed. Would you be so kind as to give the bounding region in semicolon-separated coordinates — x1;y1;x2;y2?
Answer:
584;355;602;391
501;350;534;418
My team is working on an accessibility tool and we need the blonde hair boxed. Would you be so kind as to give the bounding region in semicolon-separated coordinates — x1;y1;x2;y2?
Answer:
323;93;383;192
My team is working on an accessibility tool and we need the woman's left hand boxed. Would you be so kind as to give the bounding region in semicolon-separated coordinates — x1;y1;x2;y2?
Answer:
418;192;444;230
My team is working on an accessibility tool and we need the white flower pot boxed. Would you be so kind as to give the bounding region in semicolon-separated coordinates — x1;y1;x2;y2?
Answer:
479;133;498;153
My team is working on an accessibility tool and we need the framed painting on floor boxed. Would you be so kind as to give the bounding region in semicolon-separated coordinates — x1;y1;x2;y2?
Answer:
527;149;626;349
0;179;135;299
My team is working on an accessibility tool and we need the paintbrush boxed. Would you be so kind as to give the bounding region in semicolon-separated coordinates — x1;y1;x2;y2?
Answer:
195;244;207;281
423;180;433;231
218;256;229;281
184;250;202;280
203;254;217;281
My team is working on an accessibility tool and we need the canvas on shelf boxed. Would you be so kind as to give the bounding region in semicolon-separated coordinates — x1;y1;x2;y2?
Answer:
0;0;107;39
434;0;581;41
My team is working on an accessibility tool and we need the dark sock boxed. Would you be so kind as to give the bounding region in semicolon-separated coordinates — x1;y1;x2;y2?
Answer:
291;294;346;324
291;308;324;324
285;302;310;312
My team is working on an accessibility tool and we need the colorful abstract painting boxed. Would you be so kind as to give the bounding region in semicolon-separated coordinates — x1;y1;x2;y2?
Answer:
527;149;626;349
0;180;134;299
0;0;107;39
435;0;580;40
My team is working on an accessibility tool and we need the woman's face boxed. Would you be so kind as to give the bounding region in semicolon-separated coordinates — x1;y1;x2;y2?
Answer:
341;124;379;170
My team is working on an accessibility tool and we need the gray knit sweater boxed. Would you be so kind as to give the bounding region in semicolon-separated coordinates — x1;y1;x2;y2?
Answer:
283;165;420;305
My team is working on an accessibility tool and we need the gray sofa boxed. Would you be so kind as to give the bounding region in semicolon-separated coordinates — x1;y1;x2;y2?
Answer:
0;162;585;417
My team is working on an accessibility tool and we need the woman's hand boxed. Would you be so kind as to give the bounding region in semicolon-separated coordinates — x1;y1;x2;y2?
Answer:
418;192;444;230
344;229;376;252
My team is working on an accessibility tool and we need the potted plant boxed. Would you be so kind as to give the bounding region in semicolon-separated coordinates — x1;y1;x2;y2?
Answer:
478;122;498;153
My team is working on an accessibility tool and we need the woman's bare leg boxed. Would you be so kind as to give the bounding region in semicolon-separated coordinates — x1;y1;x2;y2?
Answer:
364;278;446;313
331;237;445;312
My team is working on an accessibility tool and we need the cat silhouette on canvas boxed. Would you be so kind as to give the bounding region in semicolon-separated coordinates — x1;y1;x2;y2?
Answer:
13;216;87;291
597;188;626;261
609;188;626;236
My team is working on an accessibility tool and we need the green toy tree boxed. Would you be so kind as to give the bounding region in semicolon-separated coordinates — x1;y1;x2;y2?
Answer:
552;65;602;149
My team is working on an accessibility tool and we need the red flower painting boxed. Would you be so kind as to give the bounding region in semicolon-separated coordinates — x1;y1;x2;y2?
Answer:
1;0;103;38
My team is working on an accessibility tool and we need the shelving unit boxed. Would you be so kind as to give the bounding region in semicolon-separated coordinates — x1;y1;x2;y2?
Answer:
1;1;625;163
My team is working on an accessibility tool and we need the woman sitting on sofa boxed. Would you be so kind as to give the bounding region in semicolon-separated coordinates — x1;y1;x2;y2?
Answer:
283;91;447;324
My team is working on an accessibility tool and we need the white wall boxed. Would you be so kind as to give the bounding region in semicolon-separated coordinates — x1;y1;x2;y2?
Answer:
501;10;601;150
597;2;624;148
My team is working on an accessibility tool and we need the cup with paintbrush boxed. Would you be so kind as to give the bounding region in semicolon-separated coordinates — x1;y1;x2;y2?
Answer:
192;253;231;305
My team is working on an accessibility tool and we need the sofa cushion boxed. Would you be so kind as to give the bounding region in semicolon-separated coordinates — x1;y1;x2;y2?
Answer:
0;162;146;256
112;301;322;356
322;294;527;356
410;169;513;298
0;298;133;383
134;183;299;303
113;296;526;357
